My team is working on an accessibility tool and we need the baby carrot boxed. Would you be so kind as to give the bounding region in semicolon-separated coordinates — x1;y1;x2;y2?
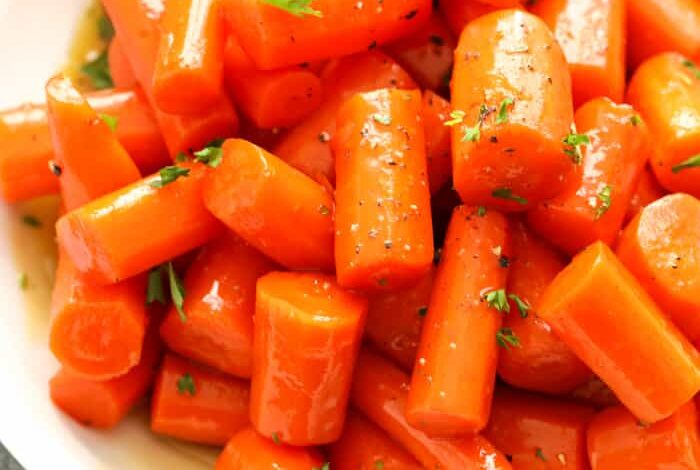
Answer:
626;53;700;198
483;388;595;470
151;353;250;445
222;0;431;70
153;0;225;115
329;411;422;470
537;241;700;423
274;51;415;184
617;194;700;342
159;234;275;378
223;37;322;130
406;205;509;436
422;90;452;194
216;427;325;470
451;10;575;211
56;162;224;285
203;139;334;271
334;88;433;292
624;165;665;224
250;272;367;446
527;98;650;255
108;38;137;88
498;221;591;395
352;349;513;470
439;0;520;37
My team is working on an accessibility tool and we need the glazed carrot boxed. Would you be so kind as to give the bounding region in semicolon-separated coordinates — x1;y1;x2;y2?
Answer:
537;241;700;423
159;234;275;378
56;162;224;285
49;250;147;380
364;268;434;371
570;377;620;409
151;354;250;445
587;400;700;469
329;411;422;470
439;0;519;37
250;272;367;445
216;427;325;470
451;10;575;211
222;0;431;70
532;0;625;107
203;139;333;271
274;51;416;184
478;0;524;6
624;165;665;223
352;349;513;470
616;194;700;342
153;0;225;115
108;38;137;88
484;388;594;470
527;98;650;255
626;53;700;198
384;14;455;93
626;0;700;70
497;221;591;395
406;205;509;436
223;37;322;129
422;90;452;194
334;88;433;292
102;0;238;156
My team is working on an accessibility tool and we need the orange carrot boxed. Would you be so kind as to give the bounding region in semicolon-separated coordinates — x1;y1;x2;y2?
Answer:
616;194;700;342
222;0;431;70
439;0;519;37
274;51;416;184
478;0;524;6
203;139;333;271
624;165;666;224
223;37;322;130
483;388;594;470
587;400;700;469
329;411;422;470
451;10;575;211
250;272;367;445
56;162;224;285
626;53;700;198
352;349;513;470
537;241;700;423
570;376;620;409
527;98;650;255
159;234;275;378
497;221;591;395
108;38;137;88
151;353;250;445
422;90;452;194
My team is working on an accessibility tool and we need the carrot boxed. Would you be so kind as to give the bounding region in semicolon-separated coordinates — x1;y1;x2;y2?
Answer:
159;234;275;378
587;400;700;469
102;0;238;156
151;353;250;445
451;10;575;211
626;0;700;70
250;272;367;445
274;51;416;184
616;194;700;342
570;377;620;409
153;0;225;115
527;98;650;255
49;250;147;380
108;38;137;88
484;388;594;470
329;411;422;470
626;53;700;198
222;0;431;70
216;427;325;470
537;241;700;423
56;162;224;285
203;139;334;271
223;37;322;130
624;165;666;224
497;221;591;395
364;268;434;371
532;0;625;107
0;88;168;203
438;0;520;37
422;90;452;194
406;205;509;436
352;349;513;470
384;14;456;93
478;0;524;6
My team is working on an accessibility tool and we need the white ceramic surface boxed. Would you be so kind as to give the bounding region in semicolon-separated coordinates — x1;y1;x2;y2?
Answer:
0;1;217;468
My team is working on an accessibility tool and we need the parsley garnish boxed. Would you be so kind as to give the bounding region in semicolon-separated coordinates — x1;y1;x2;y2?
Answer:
99;113;118;132
98;14;115;42
81;50;113;90
594;185;612;220
168;262;187;322
22;215;41;228
18;273;28;290
176;373;196;396
312;463;330;470
495;97;514;124
146;267;166;305
535;448;547;461
262;0;322;17
374;460;384;469
194;146;222;168
372;113;392;126
508;294;530;318
477;206;487;217
272;433;281;445
492;188;528;205
671;154;700;173
682;59;700;79
150;166;190;188
630;115;642;126
444;110;466;127
563;130;589;164
485;289;509;313
496;328;521;350
463;126;480;142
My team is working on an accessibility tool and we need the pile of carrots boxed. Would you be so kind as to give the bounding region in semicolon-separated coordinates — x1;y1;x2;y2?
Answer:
2;0;700;468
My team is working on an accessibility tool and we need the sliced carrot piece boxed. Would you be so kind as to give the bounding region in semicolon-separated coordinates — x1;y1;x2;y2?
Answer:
108;38;137;88
422;90;452;194
439;0;520;37
624;165;666;224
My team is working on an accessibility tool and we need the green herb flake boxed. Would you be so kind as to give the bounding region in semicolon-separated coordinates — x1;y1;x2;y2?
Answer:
175;152;189;163
168;262;187;322
99;113;119;132
377;278;389;287
372;113;392;126
462;126;480;142
671;154;700;173
508;293;530;318
22;215;41;228
176;373;196;396
630;114;642;126
194;146;223;168
98;14;115;42
477;206;487;217
261;0;322;17
374;460;385;470
81;50;113;90
312;463;330;470
495;97;514;124
146;267;166;305
492;188;528;205
496;328;521;350
150;166;191;189
594;185;613;220
18;273;28;290
535;447;547;461
272;433;281;445
563;130;590;164
485;289;510;313
444;110;466;127
682;59;700;79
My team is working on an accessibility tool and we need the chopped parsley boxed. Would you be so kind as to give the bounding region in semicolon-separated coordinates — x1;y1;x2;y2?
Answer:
272;433;281;445
98;14;115;42
671;154;700;173
477;206;487;217
81;50;113;90
535;447;547;461
99;113;118;132
312;463;330;470
485;289;509;313
630;115;642;126
682;59;700;79
508;293;530;318
146;267;166;305
176;373;196;396
563;129;589;164
492;188;528;205
374;460;385;469
261;0;322;17
22;215;41;228
496;328;521;350
495;97;514;124
150;166;190;188
594;185;613;220
168;262;187;322
194;146;223;168
444;110;466;127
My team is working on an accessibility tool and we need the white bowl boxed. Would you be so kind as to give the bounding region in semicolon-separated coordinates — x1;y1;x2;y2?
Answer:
0;1;217;468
